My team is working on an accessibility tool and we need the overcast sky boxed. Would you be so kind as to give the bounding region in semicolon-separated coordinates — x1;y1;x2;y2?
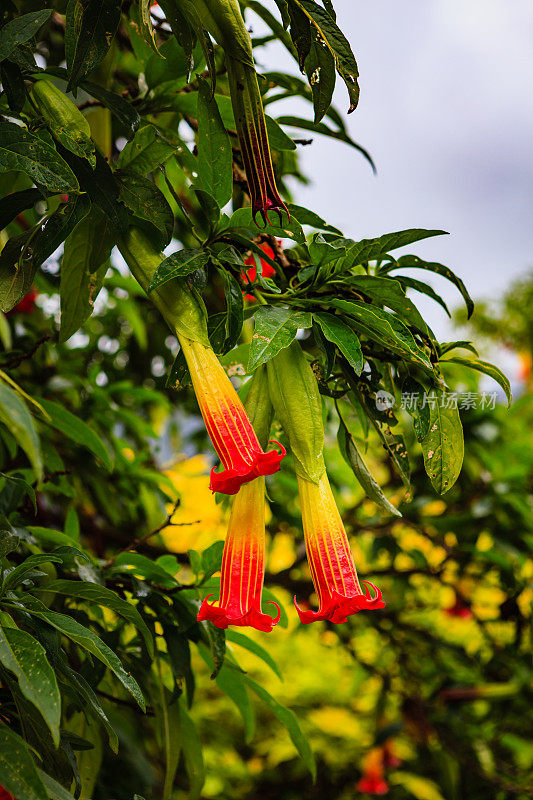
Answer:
253;0;533;368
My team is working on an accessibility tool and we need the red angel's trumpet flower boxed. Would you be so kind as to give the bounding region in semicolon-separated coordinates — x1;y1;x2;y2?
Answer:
242;242;276;300
356;748;390;796
118;229;285;495
295;473;384;624
180;337;285;494
197;475;280;631
0;786;14;800
197;365;280;630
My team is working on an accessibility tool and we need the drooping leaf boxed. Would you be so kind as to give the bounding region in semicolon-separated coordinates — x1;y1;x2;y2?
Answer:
439;356;511;407
0;228;38;313
33;194;91;267
138;0;162;54
196;77;233;207
178;700;205;800
0;8;52;63
384;254;474;318
245;676;316;779
19;594;146;710
0;381;42;481
60;212;109;341
44;579;154;657
198;642;255;742
38;398;112;470
0;189;43;232
304;30;336;122
330;299;433;372
148;249;210;293
2;553;63;592
401;377;431;442
420;392;464;494
0;121;79;193
118;124;180;175
81;80;141;138
222;271;244;352
57;660;119;752
314;312;363;374
275;114;375;168
337;413;401;517
66;0;121;90
0;723;48;800
117;170;174;249
0;59;26;114
226;630;283;680
0;625;61;745
248;307;312;371
37;770;77;800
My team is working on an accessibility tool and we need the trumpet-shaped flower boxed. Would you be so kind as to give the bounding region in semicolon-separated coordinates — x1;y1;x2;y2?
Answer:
295;473;384;624
197;476;280;631
181;337;285;494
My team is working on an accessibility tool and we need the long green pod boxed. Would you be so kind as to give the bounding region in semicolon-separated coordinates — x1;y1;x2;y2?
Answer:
267;341;325;483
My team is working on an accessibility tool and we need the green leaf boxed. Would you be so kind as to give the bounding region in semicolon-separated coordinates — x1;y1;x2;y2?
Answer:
196;77;233;207
420;392;464;494
139;0;162;54
314;312;363;374
33;194;91;267
3;553;63;592
44;579;154;657
0;625;61;745
287;203;341;234
0;229;37;312
18;594;145;711
118;124;180;175
57;660;119;752
109;552;179;587
440;356;512;407
0;189;43;232
37;770;77;800
0;381;42;481
347;275;430;335
245;676;316;779
0;121;79;193
222;271;244;352
395;275;451;317
305;30;336;122
117;170;174;249
248;307;313;371
198;641;255;742
346;229;448;268
38;398;112;470
275;115;375;169
384;254;474;318
205;621;226;679
337;413;401;517
59;148;129;235
330;299;433;372
81;80;140;138
0;9;52;62
289;0;360;112
148;249;210;293
401;377;430;442
60;211;109;342
0;723;48;800
1;59;26;114
226;630;283;679
66;0;121;90
179;700;205;800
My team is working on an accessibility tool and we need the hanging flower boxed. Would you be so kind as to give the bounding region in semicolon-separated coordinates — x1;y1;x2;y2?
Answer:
181;337;285;494
295;473;384;624
198;476;280;631
356;748;390;795
118;229;285;496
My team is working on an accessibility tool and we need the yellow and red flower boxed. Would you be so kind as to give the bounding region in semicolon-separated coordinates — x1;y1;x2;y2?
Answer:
295;473;384;624
197;476;280;631
180;337;285;494
356;747;390;795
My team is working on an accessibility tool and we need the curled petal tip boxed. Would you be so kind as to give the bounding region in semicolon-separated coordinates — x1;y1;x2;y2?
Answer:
197;596;279;633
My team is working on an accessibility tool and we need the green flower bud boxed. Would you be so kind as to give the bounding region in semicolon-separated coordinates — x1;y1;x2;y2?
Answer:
32;78;96;167
267;342;325;483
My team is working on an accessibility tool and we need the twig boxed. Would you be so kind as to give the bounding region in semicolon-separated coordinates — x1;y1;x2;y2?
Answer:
104;497;198;568
1;335;52;370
